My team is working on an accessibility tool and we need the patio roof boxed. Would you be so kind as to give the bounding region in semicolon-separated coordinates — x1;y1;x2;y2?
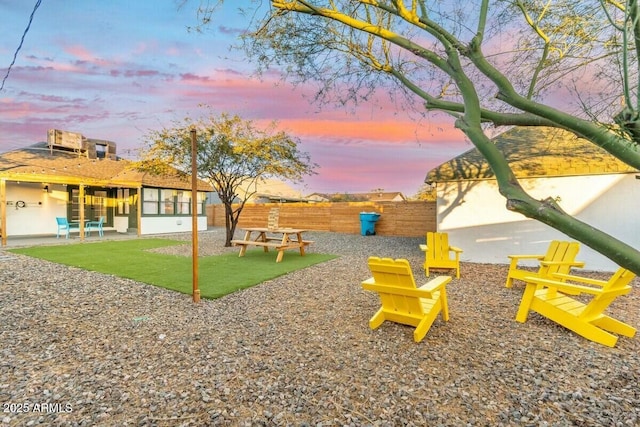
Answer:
0;143;213;191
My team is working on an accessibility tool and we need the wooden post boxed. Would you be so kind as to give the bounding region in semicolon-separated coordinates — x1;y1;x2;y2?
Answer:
79;184;85;241
137;186;142;237
0;179;6;247
190;129;200;303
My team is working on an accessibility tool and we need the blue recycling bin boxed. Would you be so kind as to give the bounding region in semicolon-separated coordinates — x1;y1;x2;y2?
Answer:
359;212;381;236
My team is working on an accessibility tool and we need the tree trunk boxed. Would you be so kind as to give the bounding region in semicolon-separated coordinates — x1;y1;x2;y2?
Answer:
223;201;235;247
222;199;245;247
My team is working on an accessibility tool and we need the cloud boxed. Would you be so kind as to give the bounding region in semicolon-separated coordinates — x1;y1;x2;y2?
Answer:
122;69;162;78
0;1;472;196
276;118;462;146
63;45;95;62
180;73;210;82
294;136;468;194
218;25;244;36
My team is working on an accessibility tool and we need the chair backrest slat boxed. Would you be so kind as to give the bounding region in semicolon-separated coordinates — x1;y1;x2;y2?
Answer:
367;257;424;315
580;268;635;321
539;241;580;276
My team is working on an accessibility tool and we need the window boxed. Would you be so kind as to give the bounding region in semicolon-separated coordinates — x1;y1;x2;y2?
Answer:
161;189;175;214
70;188;108;221
176;191;191;214
117;189;130;215
70;189;81;221
142;187;204;216
143;188;159;214
93;190;107;220
197;192;205;214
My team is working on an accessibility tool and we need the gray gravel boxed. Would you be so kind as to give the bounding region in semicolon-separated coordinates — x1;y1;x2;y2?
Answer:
1;227;639;426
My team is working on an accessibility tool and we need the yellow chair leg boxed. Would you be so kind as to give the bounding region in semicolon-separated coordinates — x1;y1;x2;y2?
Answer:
368;308;386;330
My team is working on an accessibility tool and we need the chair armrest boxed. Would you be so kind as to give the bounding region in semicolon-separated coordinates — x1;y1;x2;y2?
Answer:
549;272;608;287
507;254;544;261
450;246;463;254
523;275;604;295
419;244;427;252
539;260;585;268
362;281;446;299
418;276;452;292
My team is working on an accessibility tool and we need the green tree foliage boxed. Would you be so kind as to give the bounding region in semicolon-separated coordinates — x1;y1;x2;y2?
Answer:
190;0;640;273
138;110;316;246
414;184;437;202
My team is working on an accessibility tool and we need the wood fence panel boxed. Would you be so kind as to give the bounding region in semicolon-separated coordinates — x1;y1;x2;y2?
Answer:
329;203;377;234
278;203;332;230
207;201;436;237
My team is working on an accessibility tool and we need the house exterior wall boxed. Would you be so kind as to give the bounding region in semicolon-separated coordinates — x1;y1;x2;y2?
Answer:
139;216;208;235
4;182;69;236
2;182;208;238
436;174;639;272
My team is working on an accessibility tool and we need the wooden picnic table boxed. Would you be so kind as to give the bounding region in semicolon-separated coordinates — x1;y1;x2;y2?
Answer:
231;227;313;262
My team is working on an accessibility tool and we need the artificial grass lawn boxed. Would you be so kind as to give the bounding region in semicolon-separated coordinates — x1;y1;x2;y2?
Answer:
10;239;338;299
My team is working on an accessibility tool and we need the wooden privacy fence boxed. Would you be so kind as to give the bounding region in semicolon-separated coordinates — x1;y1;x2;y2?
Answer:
206;201;436;237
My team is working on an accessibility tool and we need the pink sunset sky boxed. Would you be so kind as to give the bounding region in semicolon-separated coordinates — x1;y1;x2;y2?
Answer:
0;0;471;197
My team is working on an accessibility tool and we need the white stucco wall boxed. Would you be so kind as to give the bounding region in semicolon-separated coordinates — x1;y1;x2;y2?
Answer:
4;182;69;236
3;182;208;237
140;216;208;235
436;174;640;272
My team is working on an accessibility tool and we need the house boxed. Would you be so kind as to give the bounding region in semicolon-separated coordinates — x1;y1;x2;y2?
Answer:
0;129;213;245
306;191;406;202
241;178;307;203
425;126;640;272
205;178;308;204
361;191;406;202
306;193;330;202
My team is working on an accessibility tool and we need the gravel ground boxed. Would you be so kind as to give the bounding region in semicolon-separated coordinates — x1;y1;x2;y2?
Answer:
1;227;639;426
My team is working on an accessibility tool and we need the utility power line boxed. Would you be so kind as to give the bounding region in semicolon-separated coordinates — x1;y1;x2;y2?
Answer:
1;0;43;91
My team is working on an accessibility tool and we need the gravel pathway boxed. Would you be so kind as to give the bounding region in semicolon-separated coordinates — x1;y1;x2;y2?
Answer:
1;228;639;426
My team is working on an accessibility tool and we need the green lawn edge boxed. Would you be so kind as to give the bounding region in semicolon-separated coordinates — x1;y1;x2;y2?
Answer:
9;239;338;299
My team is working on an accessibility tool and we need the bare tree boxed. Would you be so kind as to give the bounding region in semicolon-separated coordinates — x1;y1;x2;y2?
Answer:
138;111;316;246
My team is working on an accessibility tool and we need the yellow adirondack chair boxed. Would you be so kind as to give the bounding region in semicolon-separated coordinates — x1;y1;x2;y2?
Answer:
419;232;463;278
361;256;452;342
505;240;584;288
515;268;636;347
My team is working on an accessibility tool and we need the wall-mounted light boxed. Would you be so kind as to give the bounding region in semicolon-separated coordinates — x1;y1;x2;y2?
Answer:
43;185;49;193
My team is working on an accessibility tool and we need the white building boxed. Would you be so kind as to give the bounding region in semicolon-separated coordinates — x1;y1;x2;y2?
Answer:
426;126;640;272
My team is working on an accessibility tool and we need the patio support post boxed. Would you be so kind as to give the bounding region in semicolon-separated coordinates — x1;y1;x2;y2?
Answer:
79;184;85;241
1;179;6;247
137;186;142;237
